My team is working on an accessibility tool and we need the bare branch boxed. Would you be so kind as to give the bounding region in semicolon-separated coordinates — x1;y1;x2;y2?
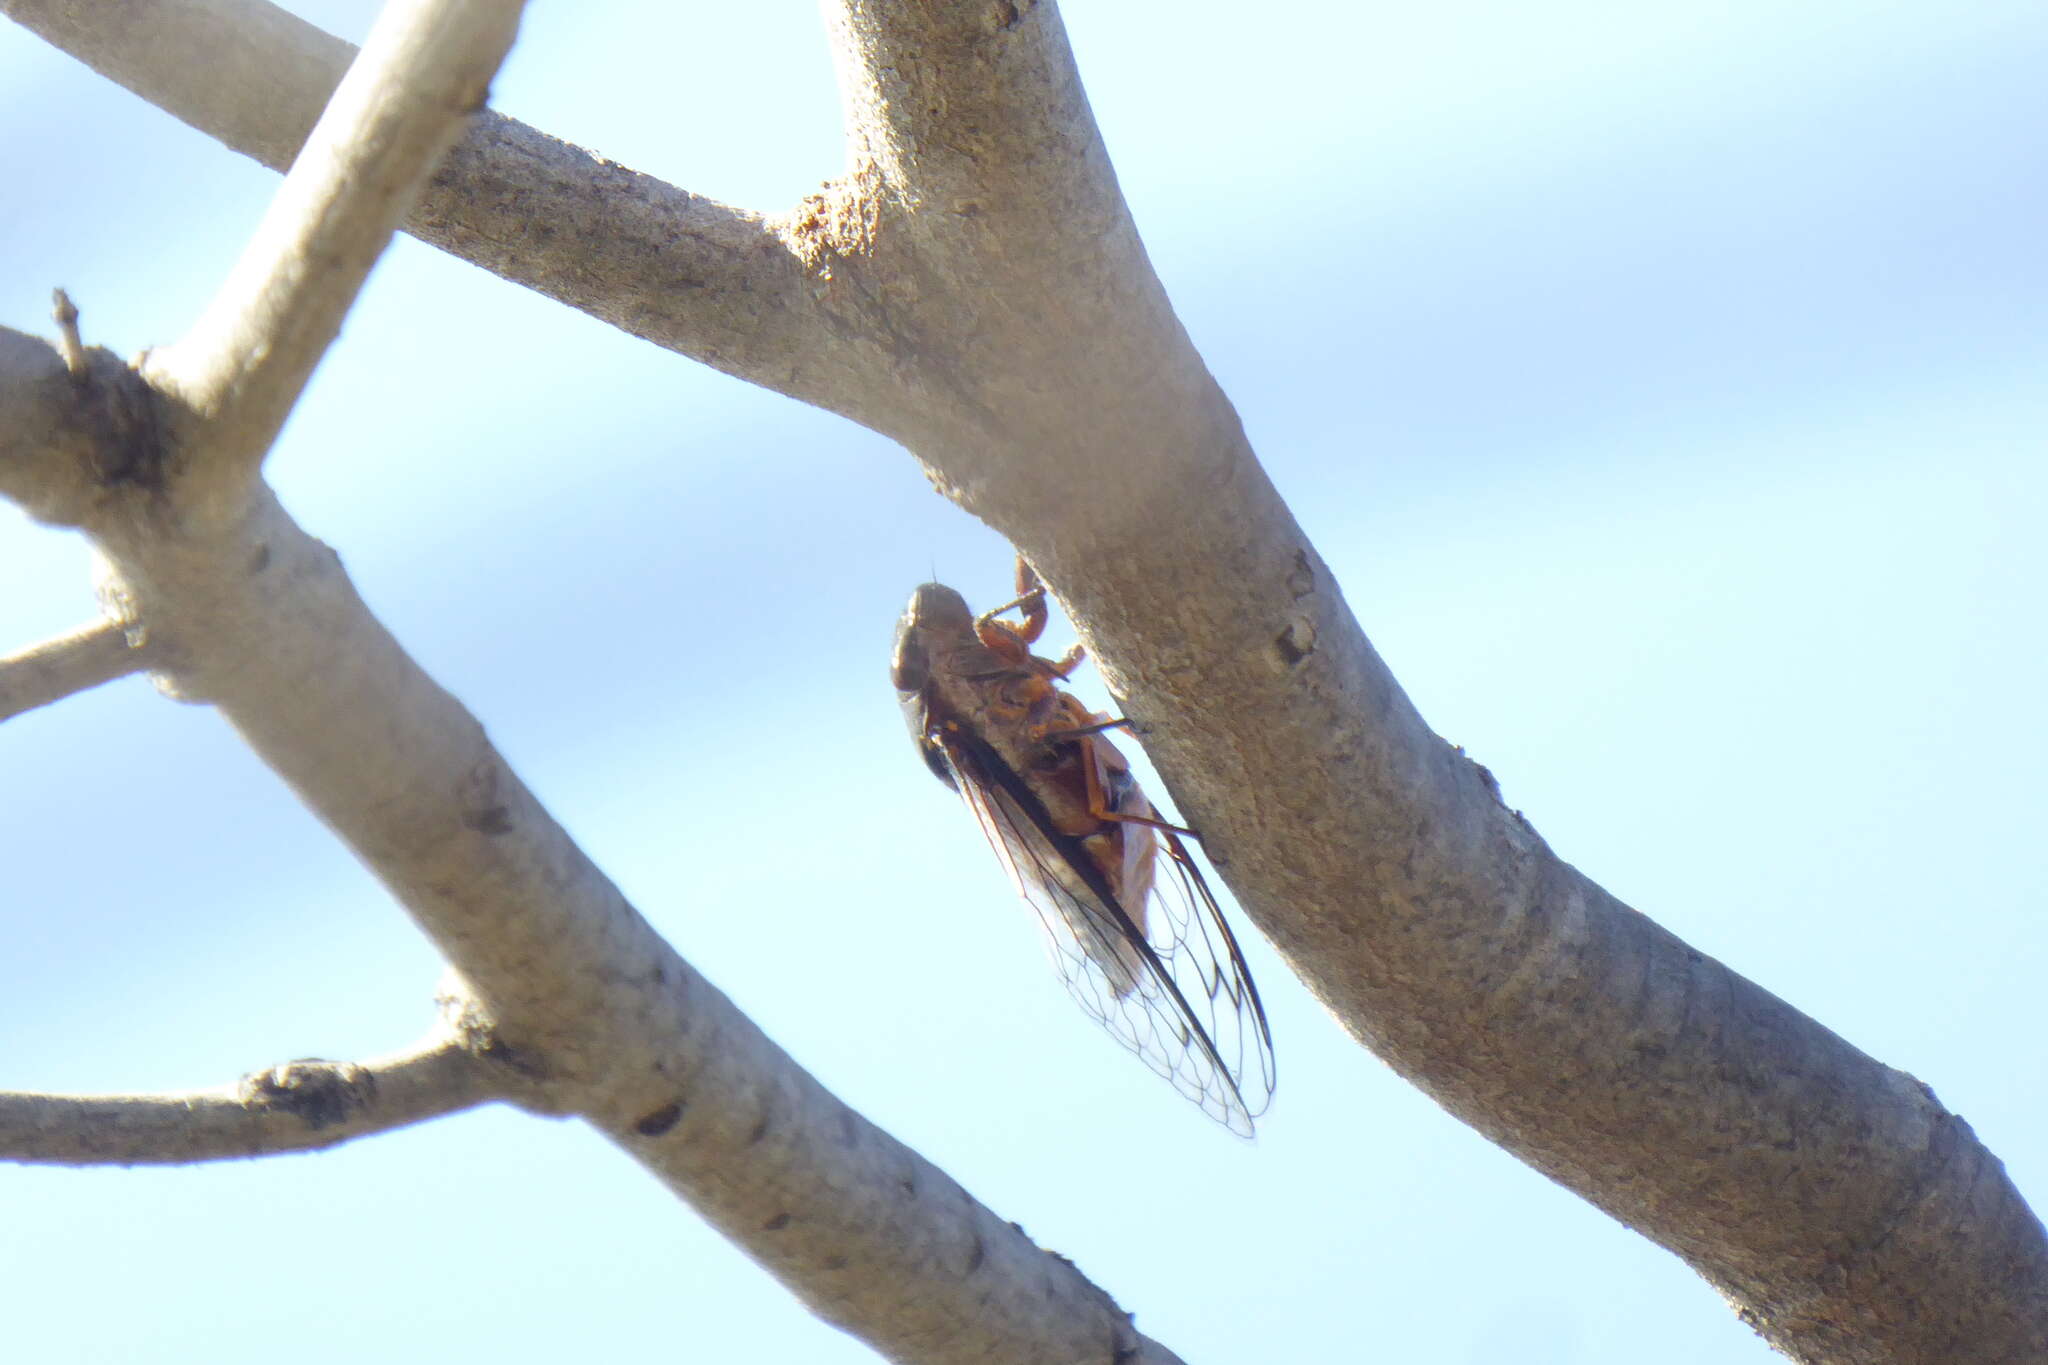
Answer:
49;289;86;377
824;0;1128;252
144;0;523;481
9;0;2035;1359
66;476;1182;1364
806;1;1237;522
2;0;846;413
802;4;2048;1360
0;0;1178;1339
0;1030;497;1165
0;620;148;722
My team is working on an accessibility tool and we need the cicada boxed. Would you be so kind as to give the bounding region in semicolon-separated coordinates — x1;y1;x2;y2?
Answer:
891;558;1276;1135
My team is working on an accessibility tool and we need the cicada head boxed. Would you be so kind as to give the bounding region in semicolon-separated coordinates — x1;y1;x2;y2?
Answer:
894;582;976;789
892;583;979;689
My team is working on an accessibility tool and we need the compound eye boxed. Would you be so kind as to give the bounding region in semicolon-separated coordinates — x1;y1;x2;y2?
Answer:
890;630;930;692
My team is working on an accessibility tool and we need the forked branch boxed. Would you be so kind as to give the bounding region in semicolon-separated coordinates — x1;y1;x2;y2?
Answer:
0;0;836;412
0;1;1189;1358
142;0;521;499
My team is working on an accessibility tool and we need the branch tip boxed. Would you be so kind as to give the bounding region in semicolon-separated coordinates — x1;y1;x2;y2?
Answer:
50;288;87;379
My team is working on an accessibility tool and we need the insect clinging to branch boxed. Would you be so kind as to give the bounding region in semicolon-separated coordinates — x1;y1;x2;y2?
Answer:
891;558;1276;1135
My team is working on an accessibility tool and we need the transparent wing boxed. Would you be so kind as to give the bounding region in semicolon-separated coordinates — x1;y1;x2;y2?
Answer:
936;729;1276;1135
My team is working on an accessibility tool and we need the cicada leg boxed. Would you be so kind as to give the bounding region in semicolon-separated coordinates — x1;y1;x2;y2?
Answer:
1043;642;1086;679
1054;715;1130;740
976;589;1048;646
1072;728;1200;838
975;554;1052;646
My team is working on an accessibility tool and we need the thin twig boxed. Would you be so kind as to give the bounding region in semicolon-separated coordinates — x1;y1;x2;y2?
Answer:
49;289;86;379
0;1029;499;1165
0;620;149;723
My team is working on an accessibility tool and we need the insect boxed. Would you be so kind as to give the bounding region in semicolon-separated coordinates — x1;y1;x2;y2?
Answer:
891;557;1276;1135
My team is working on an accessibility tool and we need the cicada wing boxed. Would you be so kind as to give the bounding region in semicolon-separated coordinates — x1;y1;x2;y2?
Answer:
1144;827;1277;1126
935;728;1274;1135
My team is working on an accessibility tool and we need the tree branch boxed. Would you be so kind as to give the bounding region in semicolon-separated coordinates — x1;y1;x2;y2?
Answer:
0;1028;499;1164
143;0;522;492
0;0;852;414
8;0;2040;1360
0;620;148;722
5;231;1186;1365
1;3;1185;1346
814;4;2048;1361
70;476;1178;1364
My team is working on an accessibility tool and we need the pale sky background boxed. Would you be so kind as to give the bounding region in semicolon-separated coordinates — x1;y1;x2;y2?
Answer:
2;3;2044;1361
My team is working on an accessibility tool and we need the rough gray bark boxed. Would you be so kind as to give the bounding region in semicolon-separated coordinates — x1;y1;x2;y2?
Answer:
0;1;2040;1363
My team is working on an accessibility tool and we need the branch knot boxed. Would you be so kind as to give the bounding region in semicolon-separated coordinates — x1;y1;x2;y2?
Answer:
237;1059;377;1130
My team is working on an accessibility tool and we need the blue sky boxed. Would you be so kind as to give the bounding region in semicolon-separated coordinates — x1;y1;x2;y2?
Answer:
2;3;2044;1360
